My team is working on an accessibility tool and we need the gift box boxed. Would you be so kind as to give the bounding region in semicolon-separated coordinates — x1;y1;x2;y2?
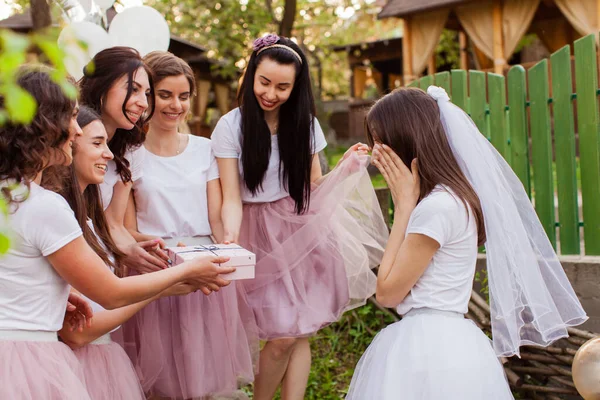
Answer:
166;244;255;280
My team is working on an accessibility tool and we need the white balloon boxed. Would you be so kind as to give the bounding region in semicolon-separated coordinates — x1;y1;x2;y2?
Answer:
108;6;170;57
71;0;103;25
61;0;88;23
77;0;93;13
58;22;113;80
94;0;115;11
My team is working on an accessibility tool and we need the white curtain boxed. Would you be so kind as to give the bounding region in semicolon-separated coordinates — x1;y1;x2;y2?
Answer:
503;0;541;56
456;1;495;60
410;8;449;75
353;67;368;98
214;83;231;116
554;0;597;37
196;79;211;122
456;0;540;62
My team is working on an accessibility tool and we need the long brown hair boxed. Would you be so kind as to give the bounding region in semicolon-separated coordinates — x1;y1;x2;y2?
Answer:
79;46;154;184
0;66;76;207
144;51;196;96
366;87;486;245
44;107;125;275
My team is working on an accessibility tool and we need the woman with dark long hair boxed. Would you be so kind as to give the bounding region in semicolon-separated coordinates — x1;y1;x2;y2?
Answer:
120;51;258;399
347;86;587;399
79;46;168;273
0;67;234;399
212;34;388;399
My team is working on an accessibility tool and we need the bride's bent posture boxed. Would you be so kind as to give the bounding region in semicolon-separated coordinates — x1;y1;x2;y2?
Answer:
347;86;587;400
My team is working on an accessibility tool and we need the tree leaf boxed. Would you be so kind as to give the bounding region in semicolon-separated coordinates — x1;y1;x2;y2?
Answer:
0;198;7;216
0;30;30;54
5;85;38;124
0;233;10;255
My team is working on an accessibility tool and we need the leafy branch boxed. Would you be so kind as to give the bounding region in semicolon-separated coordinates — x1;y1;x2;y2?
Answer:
0;27;76;255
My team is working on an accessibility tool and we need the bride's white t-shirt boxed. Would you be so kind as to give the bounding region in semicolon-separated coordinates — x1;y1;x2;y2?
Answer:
396;186;478;316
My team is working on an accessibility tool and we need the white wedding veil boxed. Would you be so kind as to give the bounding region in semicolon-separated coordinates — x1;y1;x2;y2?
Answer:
426;86;587;357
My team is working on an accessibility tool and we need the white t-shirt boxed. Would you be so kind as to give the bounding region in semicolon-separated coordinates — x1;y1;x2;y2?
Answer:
396;186;478;316
0;183;82;332
133;135;220;238
211;108;327;203
99;148;145;210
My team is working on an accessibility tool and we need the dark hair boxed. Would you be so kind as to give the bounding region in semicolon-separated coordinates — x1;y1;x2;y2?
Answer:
0;66;76;206
79;46;154;184
44;106;125;275
77;104;102;128
144;51;195;96
237;36;315;214
366;87;486;246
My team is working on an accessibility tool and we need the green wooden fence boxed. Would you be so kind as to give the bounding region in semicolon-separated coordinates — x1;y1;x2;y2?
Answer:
406;33;600;255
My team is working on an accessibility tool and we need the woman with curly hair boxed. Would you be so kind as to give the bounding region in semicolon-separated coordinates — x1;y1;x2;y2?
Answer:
0;67;235;399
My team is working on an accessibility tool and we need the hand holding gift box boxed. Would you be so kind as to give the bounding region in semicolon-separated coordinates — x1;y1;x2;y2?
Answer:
166;244;255;280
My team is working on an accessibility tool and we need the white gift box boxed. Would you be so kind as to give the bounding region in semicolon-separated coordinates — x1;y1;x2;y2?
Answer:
167;244;255;280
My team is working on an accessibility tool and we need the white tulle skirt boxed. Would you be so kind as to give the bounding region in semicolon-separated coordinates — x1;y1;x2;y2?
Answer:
347;308;514;400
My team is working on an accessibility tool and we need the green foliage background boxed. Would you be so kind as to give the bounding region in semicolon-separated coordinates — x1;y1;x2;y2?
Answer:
145;0;402;100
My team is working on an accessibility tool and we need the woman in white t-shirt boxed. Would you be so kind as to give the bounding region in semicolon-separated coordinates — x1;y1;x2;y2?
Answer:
119;51;259;399
211;34;389;400
347;86;587;399
47;106;173;400
79;46;170;274
0;68;235;400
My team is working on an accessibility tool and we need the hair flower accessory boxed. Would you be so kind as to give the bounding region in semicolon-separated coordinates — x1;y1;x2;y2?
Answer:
427;86;450;103
253;34;280;52
252;33;303;64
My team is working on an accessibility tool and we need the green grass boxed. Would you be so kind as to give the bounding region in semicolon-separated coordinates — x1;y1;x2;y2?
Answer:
280;303;395;400
239;303;394;399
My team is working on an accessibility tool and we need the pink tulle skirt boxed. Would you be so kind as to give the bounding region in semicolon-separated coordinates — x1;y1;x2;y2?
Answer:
239;153;389;340
121;276;259;399
74;339;144;400
0;338;91;399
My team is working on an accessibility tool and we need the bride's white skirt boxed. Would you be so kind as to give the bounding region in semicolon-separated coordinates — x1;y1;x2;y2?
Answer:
347;308;514;400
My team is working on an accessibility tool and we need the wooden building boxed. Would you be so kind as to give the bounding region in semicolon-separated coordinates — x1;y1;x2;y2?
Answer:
378;0;596;84
331;38;403;141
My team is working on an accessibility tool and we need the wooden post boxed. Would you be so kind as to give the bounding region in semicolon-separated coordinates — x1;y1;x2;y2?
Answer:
459;31;469;70
31;0;52;30
428;53;437;75
597;0;600;32
350;65;355;98
402;17;414;85
492;0;506;74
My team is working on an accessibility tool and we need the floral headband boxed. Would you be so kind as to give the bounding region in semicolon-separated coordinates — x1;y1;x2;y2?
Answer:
253;34;303;64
